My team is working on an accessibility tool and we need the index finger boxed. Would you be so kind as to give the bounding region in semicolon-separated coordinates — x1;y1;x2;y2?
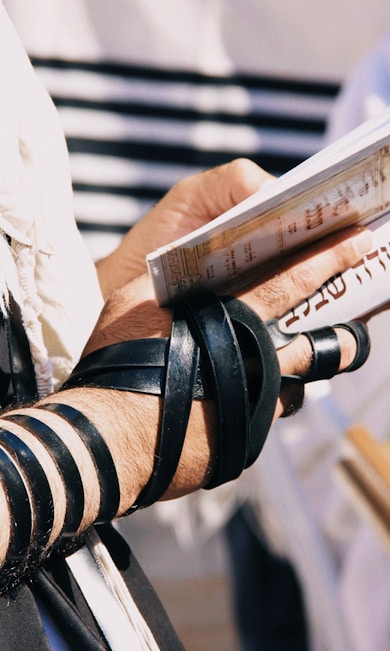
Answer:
237;226;373;321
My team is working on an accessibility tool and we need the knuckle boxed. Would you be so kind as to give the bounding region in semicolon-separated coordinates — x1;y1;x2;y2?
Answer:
226;157;254;177
225;158;271;195
334;238;356;267
225;158;254;190
254;274;290;314
288;262;318;299
253;262;318;317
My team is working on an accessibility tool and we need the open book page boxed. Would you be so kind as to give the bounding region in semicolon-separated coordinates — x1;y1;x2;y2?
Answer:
147;108;390;313
279;213;390;332
337;425;390;552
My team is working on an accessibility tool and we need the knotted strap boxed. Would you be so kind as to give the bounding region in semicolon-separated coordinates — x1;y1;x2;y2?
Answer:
63;294;281;509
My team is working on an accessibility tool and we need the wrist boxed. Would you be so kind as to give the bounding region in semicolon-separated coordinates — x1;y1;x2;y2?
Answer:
84;273;173;356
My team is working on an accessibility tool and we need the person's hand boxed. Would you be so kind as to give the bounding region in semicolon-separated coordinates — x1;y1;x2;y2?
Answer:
236;226;373;415
96;159;271;297
0;208;371;575
237;226;373;375
88;224;373;383
79;222;373;500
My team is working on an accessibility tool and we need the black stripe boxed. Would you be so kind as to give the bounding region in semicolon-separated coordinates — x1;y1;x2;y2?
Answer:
0;446;31;574
77;221;131;235
72;181;166;201
53;96;328;133
5;414;85;539
0;428;53;551
40;403;120;523
67;137;305;174
30;57;340;97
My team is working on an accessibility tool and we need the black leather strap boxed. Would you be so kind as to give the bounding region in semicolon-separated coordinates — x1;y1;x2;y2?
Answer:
0;428;53;553
63;294;281;508
129;306;201;510
62;337;212;399
266;319;370;385
40;404;120;523
334;321;371;373
181;295;281;488
221;297;281;469
265;318;299;350
0;446;32;592
181;295;251;488
0;295;38;409
303;326;340;382
4;414;85;540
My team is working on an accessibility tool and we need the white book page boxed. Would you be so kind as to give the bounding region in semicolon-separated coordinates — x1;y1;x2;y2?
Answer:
279;213;390;332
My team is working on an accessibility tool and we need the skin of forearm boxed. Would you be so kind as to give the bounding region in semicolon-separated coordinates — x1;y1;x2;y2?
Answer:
0;388;154;567
0;386;217;568
0;485;10;563
0;411;68;565
0;221;369;573
0;272;218;571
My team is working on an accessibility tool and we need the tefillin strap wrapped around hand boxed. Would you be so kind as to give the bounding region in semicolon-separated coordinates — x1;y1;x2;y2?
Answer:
61;293;370;513
62;294;281;511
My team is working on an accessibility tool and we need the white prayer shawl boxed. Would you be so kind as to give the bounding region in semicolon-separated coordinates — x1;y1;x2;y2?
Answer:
0;2;103;394
0;8;160;650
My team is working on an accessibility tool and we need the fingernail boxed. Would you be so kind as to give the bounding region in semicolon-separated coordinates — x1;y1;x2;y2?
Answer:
353;229;374;255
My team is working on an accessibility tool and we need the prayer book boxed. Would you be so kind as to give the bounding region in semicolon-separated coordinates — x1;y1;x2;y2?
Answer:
147;108;390;330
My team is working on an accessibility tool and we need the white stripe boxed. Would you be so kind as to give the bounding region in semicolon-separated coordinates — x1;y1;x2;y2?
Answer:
73;192;153;225
66;529;160;651
66;547;146;651
58;107;322;156
35;66;334;119
86;529;160;651
82;231;123;260
69;153;202;187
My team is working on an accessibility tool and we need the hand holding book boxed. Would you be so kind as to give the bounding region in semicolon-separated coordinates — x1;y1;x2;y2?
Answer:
147;109;390;329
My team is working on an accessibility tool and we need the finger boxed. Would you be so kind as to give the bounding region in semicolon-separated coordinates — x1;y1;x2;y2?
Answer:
239;227;373;321
273;329;350;420
278;322;370;381
170;158;273;223
277;326;361;378
273;321;370;419
213;158;274;208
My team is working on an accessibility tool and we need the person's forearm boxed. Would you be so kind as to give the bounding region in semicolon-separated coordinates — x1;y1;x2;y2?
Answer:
0;225;374;583
0;273;218;581
0;385;216;570
0;389;152;563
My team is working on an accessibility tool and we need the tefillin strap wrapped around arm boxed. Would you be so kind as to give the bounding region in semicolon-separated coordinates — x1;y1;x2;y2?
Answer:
0;294;370;588
61;293;281;511
60;293;370;514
